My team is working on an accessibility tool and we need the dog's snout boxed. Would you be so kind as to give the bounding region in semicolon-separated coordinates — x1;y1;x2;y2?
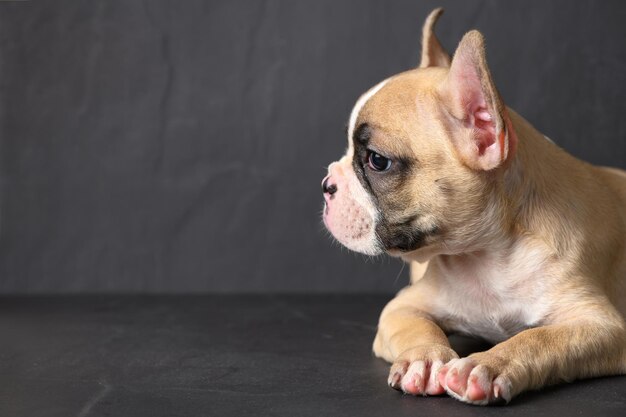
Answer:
322;176;337;195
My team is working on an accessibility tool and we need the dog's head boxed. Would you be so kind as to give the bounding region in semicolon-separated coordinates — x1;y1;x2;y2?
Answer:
322;9;517;261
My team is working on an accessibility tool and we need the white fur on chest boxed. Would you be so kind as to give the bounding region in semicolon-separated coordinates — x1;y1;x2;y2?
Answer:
428;242;553;343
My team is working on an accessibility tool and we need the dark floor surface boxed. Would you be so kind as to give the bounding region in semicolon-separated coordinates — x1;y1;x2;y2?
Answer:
0;295;625;417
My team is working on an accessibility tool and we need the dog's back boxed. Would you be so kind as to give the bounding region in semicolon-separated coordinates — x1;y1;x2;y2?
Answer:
598;166;626;316
600;167;626;205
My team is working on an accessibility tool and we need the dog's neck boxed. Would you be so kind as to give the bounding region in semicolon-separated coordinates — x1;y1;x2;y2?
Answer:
502;110;593;254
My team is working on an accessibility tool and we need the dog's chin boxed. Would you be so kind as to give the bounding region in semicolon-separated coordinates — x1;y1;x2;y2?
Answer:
326;230;384;257
345;241;384;256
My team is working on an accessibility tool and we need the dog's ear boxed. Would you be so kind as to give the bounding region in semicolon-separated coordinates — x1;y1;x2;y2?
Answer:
419;8;451;68
439;30;516;171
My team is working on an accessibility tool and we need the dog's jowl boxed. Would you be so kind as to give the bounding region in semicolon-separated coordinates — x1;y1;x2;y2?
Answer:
321;8;626;405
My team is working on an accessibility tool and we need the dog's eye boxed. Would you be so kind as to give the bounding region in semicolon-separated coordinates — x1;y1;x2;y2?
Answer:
367;152;392;172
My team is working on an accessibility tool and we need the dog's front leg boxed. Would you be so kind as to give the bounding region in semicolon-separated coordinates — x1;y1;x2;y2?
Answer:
373;285;458;396
437;304;626;405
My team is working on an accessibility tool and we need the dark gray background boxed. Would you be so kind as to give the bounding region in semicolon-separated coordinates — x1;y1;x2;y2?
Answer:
0;0;624;293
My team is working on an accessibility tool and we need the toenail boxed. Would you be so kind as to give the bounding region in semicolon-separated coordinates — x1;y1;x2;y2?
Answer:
389;372;402;388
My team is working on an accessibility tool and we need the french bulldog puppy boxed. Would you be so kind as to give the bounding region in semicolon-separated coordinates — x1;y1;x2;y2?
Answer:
321;8;626;405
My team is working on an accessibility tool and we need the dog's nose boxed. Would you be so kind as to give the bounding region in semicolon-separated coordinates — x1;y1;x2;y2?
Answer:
322;176;337;195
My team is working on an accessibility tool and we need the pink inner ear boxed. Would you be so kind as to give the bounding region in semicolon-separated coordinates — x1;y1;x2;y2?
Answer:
474;108;495;132
473;108;496;155
448;49;505;167
454;67;496;136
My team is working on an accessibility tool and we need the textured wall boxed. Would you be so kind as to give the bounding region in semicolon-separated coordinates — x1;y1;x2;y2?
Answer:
0;0;625;293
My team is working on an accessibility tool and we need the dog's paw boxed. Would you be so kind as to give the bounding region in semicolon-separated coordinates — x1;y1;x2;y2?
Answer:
388;345;459;396
437;357;513;405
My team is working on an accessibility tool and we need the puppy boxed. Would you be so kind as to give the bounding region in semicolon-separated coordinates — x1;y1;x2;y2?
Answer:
321;8;626;405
